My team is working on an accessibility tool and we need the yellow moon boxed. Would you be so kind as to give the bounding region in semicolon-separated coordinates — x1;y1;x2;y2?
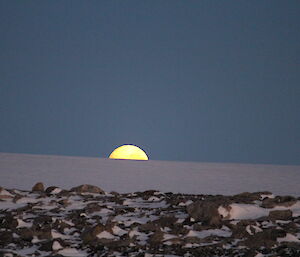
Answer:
109;145;149;160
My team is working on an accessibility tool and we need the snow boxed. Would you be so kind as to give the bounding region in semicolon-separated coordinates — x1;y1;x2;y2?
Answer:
254;254;265;257
277;233;300;243
112;225;127;236
185;226;232;238
129;229;149;244
58;248;87;257
1;152;300;195
96;231;116;239
0;188;13;197
50;187;62;194
52;240;63;250
246;225;262;235
163;233;177;241
219;201;300;220
16;219;32;228
52;230;69;239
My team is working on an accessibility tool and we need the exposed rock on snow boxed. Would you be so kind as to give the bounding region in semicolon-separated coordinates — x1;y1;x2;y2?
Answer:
70;184;105;194
32;182;44;192
0;184;300;256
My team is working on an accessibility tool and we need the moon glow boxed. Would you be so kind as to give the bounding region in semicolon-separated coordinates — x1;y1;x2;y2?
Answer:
109;145;149;161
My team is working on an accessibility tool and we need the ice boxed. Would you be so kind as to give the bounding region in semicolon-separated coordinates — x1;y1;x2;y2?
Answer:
1;153;300;196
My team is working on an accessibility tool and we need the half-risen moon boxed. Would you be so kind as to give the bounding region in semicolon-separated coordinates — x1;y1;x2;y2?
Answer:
109;145;148;160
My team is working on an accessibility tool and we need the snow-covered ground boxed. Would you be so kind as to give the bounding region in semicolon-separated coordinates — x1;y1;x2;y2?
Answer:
1;153;299;196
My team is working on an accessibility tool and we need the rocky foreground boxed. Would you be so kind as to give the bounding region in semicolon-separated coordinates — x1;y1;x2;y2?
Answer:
1;184;300;257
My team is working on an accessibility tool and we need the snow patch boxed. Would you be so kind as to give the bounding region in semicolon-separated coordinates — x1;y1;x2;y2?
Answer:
277;233;300;243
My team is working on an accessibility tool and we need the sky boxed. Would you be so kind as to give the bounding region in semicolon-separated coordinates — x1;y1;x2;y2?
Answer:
0;1;299;165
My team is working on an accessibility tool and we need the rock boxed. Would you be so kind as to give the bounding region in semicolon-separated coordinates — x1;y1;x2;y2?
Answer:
0;187;13;199
39;239;66;251
0;231;13;247
139;222;159;232
149;230;164;245
232;192;272;204
153;215;177;228
269;210;292;221
45;186;60;194
70;184;104;194
81;224;105;243
186;201;222;226
18;228;34;241
243;228;286;248
32;182;44;192
58;199;70;207
261;196;296;208
85;202;102;213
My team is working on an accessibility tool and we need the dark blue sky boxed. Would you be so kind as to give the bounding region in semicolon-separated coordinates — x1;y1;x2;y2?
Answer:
1;1;299;165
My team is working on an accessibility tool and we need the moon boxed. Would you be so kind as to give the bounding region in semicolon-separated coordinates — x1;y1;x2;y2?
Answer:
109;145;149;160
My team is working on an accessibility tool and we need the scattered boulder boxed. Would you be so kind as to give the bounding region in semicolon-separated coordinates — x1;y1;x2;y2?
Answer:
243;228;286;248
269;210;292;221
186;201;222;226
45;186;61;194
261;196;296;208
0;187;13;199
32;182;44;192
149;230;164;245
70;184;104;194
81;224;106;243
0;185;299;257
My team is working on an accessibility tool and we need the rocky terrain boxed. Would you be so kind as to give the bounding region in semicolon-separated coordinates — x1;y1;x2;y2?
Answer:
1;183;300;257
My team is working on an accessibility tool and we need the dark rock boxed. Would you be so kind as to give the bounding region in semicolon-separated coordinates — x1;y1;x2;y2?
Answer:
0;231;13;247
261;196;296;208
149;230;164;245
70;184;104;194
139;222;159;232
243;228;286;248
18;228;34;241
85;202;102;213
81;224;105;243
57;199;70;207
33;225;52;240
187;201;222;226
45;186;60;194
38;238;67;251
153;215;177;228
33;215;52;226
32;182;45;192
269;210;292;221
0;187;13;199
232;192;265;203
